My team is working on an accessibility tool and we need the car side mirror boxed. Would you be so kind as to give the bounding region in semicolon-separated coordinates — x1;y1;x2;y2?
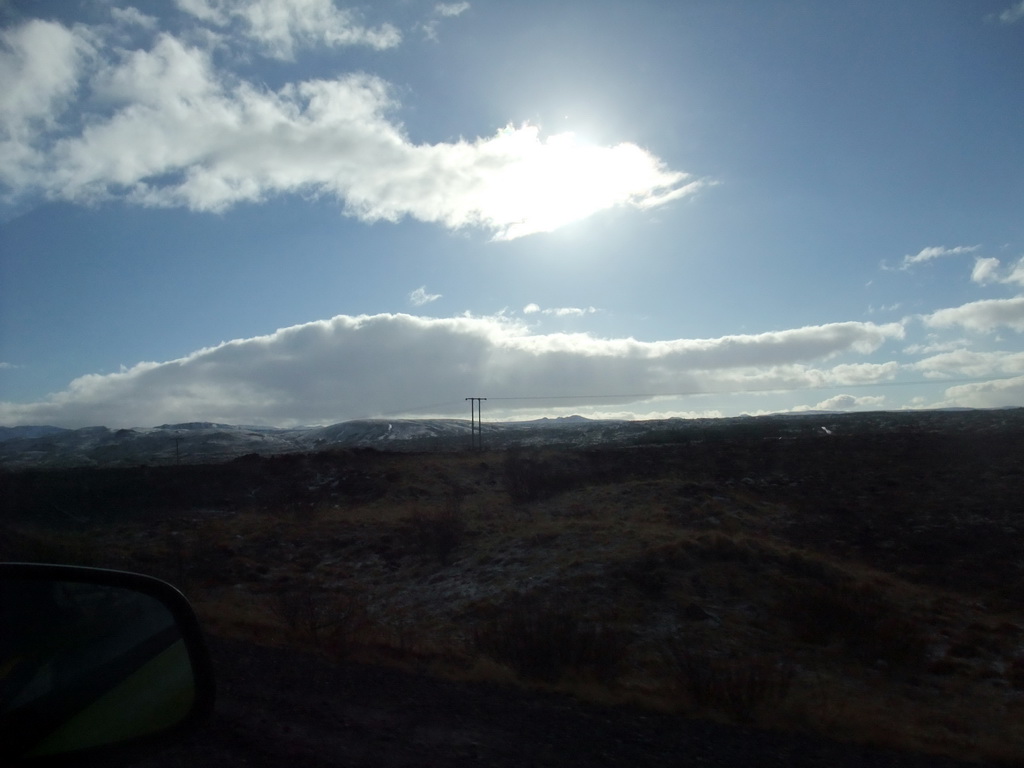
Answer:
0;564;215;766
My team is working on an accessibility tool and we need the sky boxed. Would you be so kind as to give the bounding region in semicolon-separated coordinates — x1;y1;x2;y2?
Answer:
1;0;1023;429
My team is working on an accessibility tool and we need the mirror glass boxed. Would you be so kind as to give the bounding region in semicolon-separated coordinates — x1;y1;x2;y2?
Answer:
0;577;197;759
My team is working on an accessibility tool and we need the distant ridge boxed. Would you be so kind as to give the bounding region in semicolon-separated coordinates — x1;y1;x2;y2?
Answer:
0;425;70;442
155;421;238;430
529;415;592;423
1;408;1021;469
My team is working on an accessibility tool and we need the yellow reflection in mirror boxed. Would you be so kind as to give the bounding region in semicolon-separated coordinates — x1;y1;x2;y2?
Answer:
1;578;197;758
29;639;196;756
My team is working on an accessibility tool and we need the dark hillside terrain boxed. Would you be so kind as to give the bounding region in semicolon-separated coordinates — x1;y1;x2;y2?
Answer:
2;410;1023;764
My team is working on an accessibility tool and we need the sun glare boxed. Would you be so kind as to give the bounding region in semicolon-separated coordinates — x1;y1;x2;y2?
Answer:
477;125;689;240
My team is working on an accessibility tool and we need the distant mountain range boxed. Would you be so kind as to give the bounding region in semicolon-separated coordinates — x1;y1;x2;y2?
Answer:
1;408;1021;469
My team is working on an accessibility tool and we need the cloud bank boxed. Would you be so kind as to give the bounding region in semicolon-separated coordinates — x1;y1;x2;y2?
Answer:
0;9;699;239
0;314;904;428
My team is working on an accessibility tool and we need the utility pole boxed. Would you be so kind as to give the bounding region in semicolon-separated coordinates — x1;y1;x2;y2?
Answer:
465;397;487;450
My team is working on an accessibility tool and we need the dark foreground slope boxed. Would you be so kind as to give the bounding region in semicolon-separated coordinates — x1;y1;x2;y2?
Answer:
137;637;993;768
4;409;1024;764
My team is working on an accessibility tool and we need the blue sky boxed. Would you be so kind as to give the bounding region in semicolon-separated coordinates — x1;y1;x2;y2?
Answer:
1;0;1023;428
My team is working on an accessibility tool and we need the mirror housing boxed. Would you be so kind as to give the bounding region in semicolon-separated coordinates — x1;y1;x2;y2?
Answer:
0;564;215;766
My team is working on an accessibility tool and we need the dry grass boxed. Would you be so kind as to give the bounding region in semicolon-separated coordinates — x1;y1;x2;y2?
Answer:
6;441;1024;764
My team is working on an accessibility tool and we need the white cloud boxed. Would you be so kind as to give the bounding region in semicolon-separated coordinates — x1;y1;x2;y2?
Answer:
903;338;969;355
923;297;1024;333
421;2;469;41
999;1;1024;23
0;314;905;428
110;7;160;30
510;405;727;422
435;3;470;18
1010;259;1024;287
912;349;1024;379
938;375;1024;409
867;302;901;315
970;255;1024;287
174;0;401;59
971;257;1003;285
410;286;442;306
521;303;596;317
792;394;886;412
0;21;93;154
815;361;900;384
0;18;700;239
901;244;979;269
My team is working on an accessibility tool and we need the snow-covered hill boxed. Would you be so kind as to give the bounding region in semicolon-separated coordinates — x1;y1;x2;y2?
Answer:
0;416;644;467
